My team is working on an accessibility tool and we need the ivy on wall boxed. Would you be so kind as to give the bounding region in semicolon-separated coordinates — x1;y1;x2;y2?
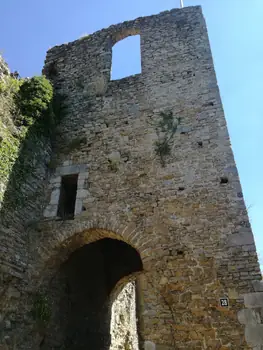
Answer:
154;111;181;167
32;292;51;326
0;74;63;211
0;121;19;201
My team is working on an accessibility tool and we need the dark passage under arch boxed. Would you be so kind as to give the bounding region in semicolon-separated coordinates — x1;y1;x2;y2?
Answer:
40;238;143;349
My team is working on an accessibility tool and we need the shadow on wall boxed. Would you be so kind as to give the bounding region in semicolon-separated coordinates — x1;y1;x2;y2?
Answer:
0;75;68;348
39;238;143;350
0;75;65;231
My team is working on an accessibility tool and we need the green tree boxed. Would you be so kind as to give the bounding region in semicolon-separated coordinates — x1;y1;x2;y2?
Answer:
17;76;53;126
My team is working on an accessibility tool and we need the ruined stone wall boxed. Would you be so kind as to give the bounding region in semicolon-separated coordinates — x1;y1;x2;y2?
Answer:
1;5;263;350
40;6;262;348
0;57;52;346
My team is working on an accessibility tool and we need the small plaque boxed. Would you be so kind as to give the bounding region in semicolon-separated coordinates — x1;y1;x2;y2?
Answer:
220;298;229;307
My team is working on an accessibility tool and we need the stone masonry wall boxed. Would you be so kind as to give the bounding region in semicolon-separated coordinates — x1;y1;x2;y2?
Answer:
1;5;262;350
39;6;262;348
0;57;52;347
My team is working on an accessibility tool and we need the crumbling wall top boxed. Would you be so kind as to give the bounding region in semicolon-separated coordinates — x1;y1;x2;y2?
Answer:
45;6;202;60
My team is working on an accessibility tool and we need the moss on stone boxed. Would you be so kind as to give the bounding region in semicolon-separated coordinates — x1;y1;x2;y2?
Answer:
154;111;181;167
0;74;59;210
32;292;51;325
0;120;19;201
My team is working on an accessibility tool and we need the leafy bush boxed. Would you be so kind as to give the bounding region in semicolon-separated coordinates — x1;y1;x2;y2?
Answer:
0;75;21;96
16;76;53;126
0;120;19;188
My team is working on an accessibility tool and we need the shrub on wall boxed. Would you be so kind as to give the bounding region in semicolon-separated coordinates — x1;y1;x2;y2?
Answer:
15;76;53;127
0;74;57;209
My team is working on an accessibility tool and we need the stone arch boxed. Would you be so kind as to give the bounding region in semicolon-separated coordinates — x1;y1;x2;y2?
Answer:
27;219;149;350
29;217;153;284
22;217;157;349
106;26;141;81
110;27;140;47
109;272;141;305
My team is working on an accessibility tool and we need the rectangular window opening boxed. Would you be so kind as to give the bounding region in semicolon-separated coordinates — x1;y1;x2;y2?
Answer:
111;35;141;80
57;174;78;220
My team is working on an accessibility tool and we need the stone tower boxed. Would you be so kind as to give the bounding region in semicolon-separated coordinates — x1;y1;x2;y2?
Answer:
1;5;263;350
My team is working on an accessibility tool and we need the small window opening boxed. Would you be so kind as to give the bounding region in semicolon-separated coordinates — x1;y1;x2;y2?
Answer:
220;176;229;184
177;250;184;256
111;35;141;80
57;174;78;219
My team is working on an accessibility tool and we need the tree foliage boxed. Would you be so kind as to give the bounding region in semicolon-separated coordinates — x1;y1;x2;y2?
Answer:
16;76;53;126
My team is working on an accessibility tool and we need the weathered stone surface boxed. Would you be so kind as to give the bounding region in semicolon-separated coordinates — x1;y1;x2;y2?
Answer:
245;325;263;346
43;204;57;218
253;281;263;292
1;5;262;350
227;232;255;247
244;293;263;308
145;341;156;350
238;309;261;325
156;345;173;350
49;188;60;204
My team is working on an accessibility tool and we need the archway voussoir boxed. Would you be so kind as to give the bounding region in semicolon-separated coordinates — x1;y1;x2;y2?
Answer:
120;224;130;236
130;228;141;242
138;237;154;251
130;232;144;249
115;224;126;236
32;216;148;284
120;222;137;240
127;225;141;242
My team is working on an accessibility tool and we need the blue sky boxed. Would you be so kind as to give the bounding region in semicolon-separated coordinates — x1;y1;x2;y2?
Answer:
1;0;262;262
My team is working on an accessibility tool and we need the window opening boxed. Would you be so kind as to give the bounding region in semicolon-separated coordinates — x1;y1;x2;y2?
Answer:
111;35;141;80
57;174;78;219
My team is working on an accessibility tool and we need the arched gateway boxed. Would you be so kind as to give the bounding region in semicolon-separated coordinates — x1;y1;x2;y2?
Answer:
22;222;151;349
39;236;143;349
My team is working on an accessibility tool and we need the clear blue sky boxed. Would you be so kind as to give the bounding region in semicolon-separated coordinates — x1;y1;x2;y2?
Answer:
1;0;263;263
